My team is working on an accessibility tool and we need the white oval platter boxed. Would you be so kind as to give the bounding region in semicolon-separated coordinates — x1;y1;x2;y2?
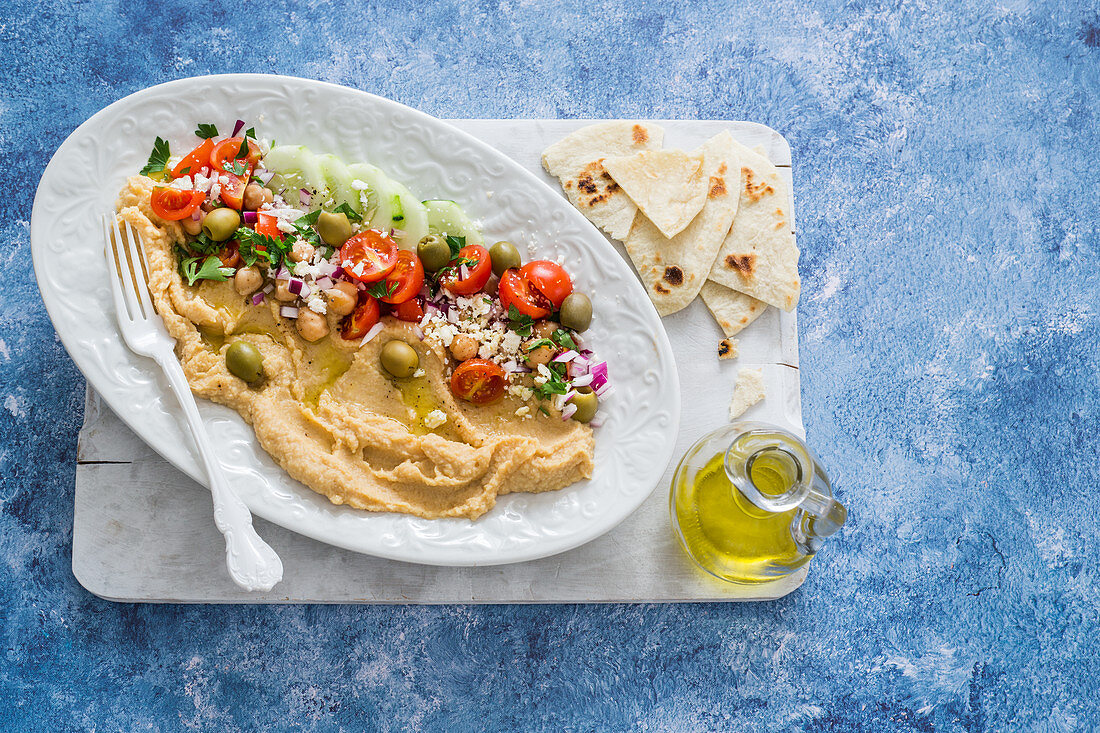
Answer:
31;74;681;566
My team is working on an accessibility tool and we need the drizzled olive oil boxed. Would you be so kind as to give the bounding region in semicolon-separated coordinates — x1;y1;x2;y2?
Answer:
672;451;811;584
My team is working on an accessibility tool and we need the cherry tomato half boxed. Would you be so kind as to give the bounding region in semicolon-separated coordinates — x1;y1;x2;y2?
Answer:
218;170;250;210
380;251;425;304
442;245;492;295
339;292;380;340
497;268;552;319
340;231;399;283
171;139;214;179
519;260;573;308
391;296;425;322
210;137;262;171
217;244;241;269
150;187;206;221
450;358;507;404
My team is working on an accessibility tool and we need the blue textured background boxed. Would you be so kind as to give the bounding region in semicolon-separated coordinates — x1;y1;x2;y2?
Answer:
3;1;1099;730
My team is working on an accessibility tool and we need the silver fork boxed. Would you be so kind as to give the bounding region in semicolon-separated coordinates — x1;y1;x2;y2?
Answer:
103;215;283;592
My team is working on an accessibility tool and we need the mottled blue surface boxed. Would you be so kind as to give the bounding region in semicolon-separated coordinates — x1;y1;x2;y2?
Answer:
3;1;1099;730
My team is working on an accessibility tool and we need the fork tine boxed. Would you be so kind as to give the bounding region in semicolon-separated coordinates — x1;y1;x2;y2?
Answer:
114;217;146;320
124;221;156;317
103;215;137;324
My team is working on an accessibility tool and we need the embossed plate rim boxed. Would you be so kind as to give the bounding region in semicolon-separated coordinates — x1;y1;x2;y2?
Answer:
32;73;681;566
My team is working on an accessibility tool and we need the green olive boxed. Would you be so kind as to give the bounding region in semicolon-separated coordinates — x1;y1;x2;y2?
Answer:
570;387;599;423
317;211;353;247
201;208;240;242
489;240;521;277
417;234;452;273
558;292;593;332
225;341;264;384
380;340;419;379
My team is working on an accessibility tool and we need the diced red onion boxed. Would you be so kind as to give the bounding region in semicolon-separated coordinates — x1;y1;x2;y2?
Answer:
563;389;577;403
280;306;299;319
459;265;469;279
588;414;604;428
316;277;334;291
275;266;289;280
510;364;532;374
231;119;246;136
595;383;614;398
553;349;579;363
255;169;275;185
288;278;304;295
251;292;265;305
242;211;258;224
561;403;578;420
391;228;405;238
571;373;594;387
589;361;609;389
299;189;313;206
316;261;338;277
412;326;424;340
579;349;594;358
359;322;384;347
572;355;590;370
190;209;203;222
262;283;274;294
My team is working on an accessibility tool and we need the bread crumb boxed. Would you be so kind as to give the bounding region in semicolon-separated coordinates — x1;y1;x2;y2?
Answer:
729;368;765;420
718;338;738;360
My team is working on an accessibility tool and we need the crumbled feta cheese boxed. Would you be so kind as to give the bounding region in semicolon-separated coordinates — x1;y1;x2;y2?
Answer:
413;368;425;378
351;179;369;190
169;175;193;190
423;410;447;429
501;331;521;354
514;406;530;418
306;296;327;314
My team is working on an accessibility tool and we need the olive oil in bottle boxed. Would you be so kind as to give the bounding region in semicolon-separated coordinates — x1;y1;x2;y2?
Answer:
669;422;846;585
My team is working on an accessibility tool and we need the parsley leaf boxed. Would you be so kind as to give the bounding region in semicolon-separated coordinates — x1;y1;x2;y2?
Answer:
180;255;234;286
552;329;577;350
296;210;322;226
229;160;248;176
367;280;398;299
523;338;555;353
506;304;534;337
235;137;250;160
194;123;219;139
188;232;223;256
235;227;289;269
445;235;465;258
244;127;257;139
538;405;550;417
333;202;362;222
140;137;171;178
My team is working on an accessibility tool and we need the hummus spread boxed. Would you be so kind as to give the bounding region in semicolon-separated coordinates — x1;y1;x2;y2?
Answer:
116;176;595;519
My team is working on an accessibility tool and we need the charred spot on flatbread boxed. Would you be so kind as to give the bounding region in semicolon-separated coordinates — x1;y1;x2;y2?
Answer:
632;124;648;144
742;167;775;202
725;253;756;277
654;283;670;294
663;266;684;287
718;338;738;360
708;175;727;198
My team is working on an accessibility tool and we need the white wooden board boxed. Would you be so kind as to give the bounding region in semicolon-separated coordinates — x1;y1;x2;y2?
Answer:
72;119;808;603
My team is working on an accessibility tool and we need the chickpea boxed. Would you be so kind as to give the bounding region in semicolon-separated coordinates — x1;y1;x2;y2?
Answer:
533;320;560;339
450;334;479;361
274;279;296;302
234;266;263;295
524;340;554;367
242;183;267;211
325;281;358;316
290;242;316;263
296;308;329;342
262;187;274;205
181;217;203;236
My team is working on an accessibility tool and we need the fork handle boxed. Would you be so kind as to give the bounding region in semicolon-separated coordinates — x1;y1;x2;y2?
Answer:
156;351;284;592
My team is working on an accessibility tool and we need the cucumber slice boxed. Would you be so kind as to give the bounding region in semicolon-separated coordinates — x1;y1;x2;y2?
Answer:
314;154;360;214
262;145;325;208
346;163;389;222
389;182;429;250
422;200;484;246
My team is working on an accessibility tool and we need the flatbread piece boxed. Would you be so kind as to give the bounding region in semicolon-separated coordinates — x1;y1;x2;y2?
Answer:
718;338;738;360
542;122;665;240
603;150;707;238
700;281;768;337
620;131;742;316
707;141;800;311
729;368;766;420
